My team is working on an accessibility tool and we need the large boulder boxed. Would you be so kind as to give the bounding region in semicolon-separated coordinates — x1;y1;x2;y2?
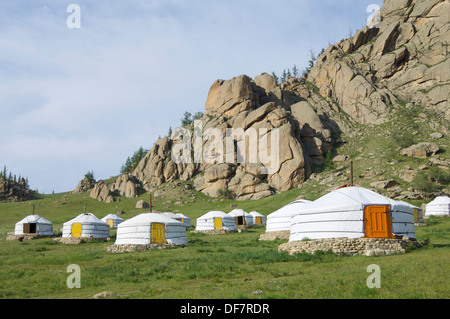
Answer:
110;173;139;198
90;181;114;203
401;142;440;158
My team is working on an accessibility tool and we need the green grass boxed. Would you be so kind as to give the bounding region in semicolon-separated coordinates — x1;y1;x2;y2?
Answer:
0;187;449;299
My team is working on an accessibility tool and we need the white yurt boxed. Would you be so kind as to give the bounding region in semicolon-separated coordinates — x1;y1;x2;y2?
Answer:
228;208;254;226
265;199;312;233
425;196;450;216
101;214;124;229
114;212;187;245
249;211;266;225
195;211;237;232
14;214;54;236
175;213;192;227
289;186;416;242
62;213;110;238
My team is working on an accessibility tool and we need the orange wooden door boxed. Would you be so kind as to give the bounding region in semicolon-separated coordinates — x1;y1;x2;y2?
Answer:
364;205;394;239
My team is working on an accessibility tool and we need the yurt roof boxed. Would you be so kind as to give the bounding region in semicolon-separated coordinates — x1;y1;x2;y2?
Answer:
65;213;106;225
176;213;190;219
102;214;124;220
229;209;248;216
268;199;312;217
119;212;185;227
162;212;179;219
294;186;396;215
198;211;233;219
16;215;53;225
249;211;265;217
427;196;450;205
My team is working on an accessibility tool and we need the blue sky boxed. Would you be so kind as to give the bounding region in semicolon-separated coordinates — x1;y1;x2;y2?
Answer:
0;0;383;194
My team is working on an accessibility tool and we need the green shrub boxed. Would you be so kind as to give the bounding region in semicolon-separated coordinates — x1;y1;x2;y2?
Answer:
412;171;439;192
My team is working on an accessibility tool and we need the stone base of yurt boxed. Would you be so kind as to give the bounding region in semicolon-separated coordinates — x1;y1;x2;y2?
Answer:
54;237;111;245
191;229;237;235
107;243;187;253
6;232;54;241
415;221;428;227
278;237;422;256
259;230;290;241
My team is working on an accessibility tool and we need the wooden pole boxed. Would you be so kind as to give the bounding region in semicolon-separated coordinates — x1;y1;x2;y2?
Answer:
350;161;354;186
84;204;87;214
149;193;152;213
32;204;35;215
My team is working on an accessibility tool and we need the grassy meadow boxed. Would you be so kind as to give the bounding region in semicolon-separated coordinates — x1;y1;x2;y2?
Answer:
0;185;449;299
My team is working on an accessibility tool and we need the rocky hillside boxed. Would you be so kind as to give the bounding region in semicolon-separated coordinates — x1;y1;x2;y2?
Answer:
88;0;449;202
0;177;36;202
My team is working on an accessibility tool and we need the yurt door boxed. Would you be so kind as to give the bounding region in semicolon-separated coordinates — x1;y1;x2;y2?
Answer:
413;209;419;223
72;223;82;238
151;223;166;244
107;219;114;228
214;218;223;230
364;205;394;239
255;217;262;225
23;223;36;234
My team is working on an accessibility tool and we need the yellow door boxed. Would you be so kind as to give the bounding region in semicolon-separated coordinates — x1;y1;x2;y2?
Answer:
413;209;419;223
364;205;393;239
151;223;166;244
72;223;82;238
255;217;262;225
214;218;223;230
107;219;114;228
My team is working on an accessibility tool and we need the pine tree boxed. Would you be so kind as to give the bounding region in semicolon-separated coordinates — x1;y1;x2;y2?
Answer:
292;64;299;78
271;71;279;84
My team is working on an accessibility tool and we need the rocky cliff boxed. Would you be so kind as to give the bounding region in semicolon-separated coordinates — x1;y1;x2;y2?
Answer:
96;0;449;202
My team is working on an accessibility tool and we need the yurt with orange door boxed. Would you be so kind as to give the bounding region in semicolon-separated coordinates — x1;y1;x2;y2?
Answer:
289;186;416;242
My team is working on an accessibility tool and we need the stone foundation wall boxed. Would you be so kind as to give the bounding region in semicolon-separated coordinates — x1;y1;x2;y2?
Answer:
6;233;54;241
259;230;290;241
191;229;237;235
278;237;421;256
107;243;186;253
53;237;110;245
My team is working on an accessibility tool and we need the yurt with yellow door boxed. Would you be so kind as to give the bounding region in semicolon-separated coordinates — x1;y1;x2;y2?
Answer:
249;211;266;225
195;211;237;233
62;213;110;239
101;214;124;229
175;213;192;227
113;212;188;246
289;186;416;242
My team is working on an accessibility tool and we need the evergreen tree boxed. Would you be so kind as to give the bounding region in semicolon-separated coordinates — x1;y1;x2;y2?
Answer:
181;111;192;127
271;71;279;84
292;64;299;78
